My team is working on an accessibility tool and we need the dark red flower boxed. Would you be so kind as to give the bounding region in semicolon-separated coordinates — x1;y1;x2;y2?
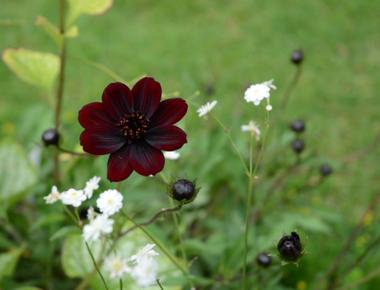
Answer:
78;77;188;182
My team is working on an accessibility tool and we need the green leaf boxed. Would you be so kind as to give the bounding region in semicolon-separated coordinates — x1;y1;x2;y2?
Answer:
0;247;24;280
2;48;59;90
67;0;113;25
0;141;37;209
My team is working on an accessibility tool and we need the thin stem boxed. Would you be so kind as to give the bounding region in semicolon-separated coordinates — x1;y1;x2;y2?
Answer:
156;279;165;290
324;190;380;290
280;65;302;110
242;132;254;290
336;265;380;290
242;115;270;290
119;278;123;290
119;204;182;236
84;242;110;290
211;114;249;175
53;0;67;183
57;145;89;157
168;197;194;288
123;213;191;281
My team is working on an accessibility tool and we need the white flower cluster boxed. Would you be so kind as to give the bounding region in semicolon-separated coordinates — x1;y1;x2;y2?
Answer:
43;177;124;242
197;100;218;117
244;79;276;111
104;243;160;287
241;121;261;140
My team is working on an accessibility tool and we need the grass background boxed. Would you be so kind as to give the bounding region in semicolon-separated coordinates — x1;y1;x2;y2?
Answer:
1;0;380;288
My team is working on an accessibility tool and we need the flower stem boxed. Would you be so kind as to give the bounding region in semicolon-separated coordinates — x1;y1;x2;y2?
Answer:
156;279;165;290
119;278;123;290
123;213;192;283
211;114;249;175
53;0;67;183
280;64;302;110
242;115;270;290
84;242;110;290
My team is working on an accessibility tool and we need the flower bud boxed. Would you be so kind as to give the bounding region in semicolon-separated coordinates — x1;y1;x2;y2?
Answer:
171;179;197;203
291;49;304;65
256;252;272;268
277;232;302;262
290;119;305;133
319;163;333;177
42;128;60;146
291;139;305;154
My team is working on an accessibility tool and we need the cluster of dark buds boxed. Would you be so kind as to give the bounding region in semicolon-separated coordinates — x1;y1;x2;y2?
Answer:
291;49;304;65
41;128;60;146
290;119;306;155
277;232;303;262
170;179;198;204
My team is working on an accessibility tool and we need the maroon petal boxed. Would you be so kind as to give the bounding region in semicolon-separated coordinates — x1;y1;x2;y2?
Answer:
150;98;188;127
107;145;133;182
145;125;187;151
78;102;115;130
80;129;125;155
129;142;164;176
102;82;133;120
132;77;161;118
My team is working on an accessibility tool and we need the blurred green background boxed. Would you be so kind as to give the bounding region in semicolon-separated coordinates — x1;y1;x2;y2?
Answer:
1;0;380;289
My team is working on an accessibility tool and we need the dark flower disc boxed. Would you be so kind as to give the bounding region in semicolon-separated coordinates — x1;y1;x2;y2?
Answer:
78;77;188;181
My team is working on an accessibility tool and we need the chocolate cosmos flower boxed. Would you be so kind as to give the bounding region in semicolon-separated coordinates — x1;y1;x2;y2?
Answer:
79;77;188;182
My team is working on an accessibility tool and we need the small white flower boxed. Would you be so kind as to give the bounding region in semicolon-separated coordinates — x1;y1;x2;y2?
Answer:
163;151;180;160
84;176;101;198
244;79;276;109
129;244;159;264
197;100;217;117
129;244;159;287
104;254;130;279
44;186;61;204
96;189;123;216
130;257;158;287
265;104;273;111
60;188;86;207
241;121;261;140
83;214;114;242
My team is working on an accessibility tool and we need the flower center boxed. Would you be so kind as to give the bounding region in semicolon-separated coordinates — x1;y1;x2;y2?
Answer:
118;112;150;141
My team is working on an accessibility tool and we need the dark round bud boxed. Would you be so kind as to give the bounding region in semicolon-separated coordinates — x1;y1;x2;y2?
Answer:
291;49;304;65
256;252;272;268
319;163;333;177
291;139;305;154
290;119;305;133
171;179;196;203
42;128;60;146
277;232;302;262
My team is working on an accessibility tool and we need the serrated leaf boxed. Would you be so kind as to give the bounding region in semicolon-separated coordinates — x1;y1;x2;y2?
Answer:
2;48;59;90
0;141;37;210
0;247;24;280
67;0;113;25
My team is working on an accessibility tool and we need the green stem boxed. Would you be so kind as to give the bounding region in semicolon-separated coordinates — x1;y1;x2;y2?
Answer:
119;278;123;290
84;242;110;290
53;0;67;183
123;213;191;281
242;115;271;290
157;279;165;290
211;114;249;175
